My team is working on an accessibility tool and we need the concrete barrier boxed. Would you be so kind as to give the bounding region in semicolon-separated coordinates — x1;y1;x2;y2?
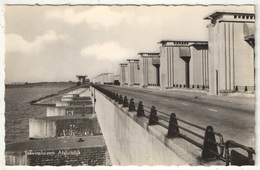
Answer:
29;118;56;139
92;87;190;165
61;96;91;101
55;100;92;106
46;106;93;117
67;88;87;95
29;115;101;139
35;96;62;105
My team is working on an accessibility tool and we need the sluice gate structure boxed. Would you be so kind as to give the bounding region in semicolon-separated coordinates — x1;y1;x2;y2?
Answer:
5;86;110;166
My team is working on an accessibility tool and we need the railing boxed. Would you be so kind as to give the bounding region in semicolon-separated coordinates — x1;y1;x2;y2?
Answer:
234;85;255;92
91;84;255;166
225;140;255;166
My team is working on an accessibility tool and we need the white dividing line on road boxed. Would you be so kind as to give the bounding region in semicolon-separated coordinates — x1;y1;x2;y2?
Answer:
182;103;188;105
208;108;218;112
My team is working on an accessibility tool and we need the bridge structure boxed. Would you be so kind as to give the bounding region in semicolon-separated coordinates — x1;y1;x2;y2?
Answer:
5;83;255;166
90;84;255;166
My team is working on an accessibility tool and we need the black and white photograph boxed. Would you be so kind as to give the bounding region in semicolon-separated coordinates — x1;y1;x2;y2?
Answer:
1;0;258;168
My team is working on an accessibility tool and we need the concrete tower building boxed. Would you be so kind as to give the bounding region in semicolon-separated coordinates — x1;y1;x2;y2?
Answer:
159;40;209;89
204;11;255;95
119;63;128;86
127;59;140;86
138;52;160;87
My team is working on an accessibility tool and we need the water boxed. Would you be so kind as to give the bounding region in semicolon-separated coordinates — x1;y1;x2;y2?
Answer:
4;83;75;143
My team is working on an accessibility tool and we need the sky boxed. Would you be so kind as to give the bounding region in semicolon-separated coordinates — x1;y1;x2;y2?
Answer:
4;5;254;83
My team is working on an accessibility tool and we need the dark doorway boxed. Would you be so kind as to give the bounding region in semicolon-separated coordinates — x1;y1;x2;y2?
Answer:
216;70;219;95
182;57;190;88
155;65;160;86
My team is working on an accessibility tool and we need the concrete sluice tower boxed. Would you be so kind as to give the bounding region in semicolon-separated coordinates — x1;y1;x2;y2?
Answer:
76;75;90;85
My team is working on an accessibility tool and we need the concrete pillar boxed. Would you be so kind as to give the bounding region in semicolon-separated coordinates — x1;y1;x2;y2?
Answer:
139;55;147;87
159;45;167;89
127;59;140;86
120;64;128;86
139;53;160;87
189;44;209;88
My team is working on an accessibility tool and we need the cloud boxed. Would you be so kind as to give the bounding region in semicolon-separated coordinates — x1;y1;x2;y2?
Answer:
46;7;129;29
5;34;31;54
80;41;135;61
6;31;65;54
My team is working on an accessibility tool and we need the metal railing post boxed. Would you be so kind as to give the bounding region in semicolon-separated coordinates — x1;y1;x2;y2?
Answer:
115;93;119;102
129;98;136;111
119;95;123;104
202;126;218;160
112;92;115;100
167;113;180;138
123;96;129;107
148;106;158;125
137;101;144;117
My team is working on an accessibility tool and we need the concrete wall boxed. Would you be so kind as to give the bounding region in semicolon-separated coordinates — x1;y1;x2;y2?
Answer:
120;64;128;86
140;56;157;87
63;94;80;98
160;46;186;88
125;65;129;85
96;73;114;84
55;100;92;106
128;61;140;86
92;87;189;165
35;96;62;105
79;89;91;97
160;46;167;89
104;73;114;84
56;101;70;106
233;23;254;87
190;45;209;87
47;107;65;116
67;88;86;94
29;118;56;139
128;62;134;86
133;62;141;85
46;106;93;117
29;117;102;139
173;47;186;86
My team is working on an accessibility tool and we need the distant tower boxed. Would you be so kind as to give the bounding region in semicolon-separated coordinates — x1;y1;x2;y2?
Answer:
76;75;88;85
